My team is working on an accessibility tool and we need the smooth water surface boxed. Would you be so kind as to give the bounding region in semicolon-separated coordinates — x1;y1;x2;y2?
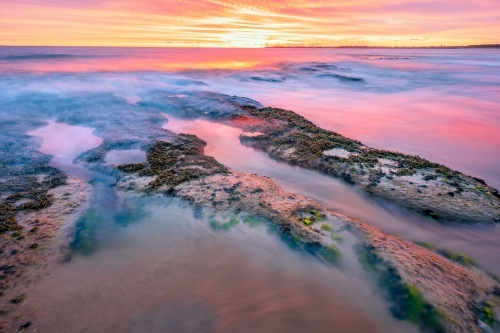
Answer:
2;46;499;188
18;196;418;333
164;116;500;277
2;46;500;332
21;120;418;333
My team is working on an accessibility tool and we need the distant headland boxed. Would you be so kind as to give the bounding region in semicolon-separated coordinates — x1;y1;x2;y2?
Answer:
266;44;500;49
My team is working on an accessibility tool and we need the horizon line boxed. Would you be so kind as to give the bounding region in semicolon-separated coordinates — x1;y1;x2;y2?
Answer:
1;44;500;49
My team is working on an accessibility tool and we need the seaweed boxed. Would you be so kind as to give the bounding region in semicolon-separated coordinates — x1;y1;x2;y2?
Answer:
356;244;445;332
117;135;228;191
70;208;100;256
438;250;476;267
416;241;437;250
242;214;262;228
117;163;146;173
0;203;20;233
302;209;325;226
330;233;343;243
0;164;66;233
236;104;500;223
210;214;239;231
320;223;332;231
320;245;341;263
477;301;498;329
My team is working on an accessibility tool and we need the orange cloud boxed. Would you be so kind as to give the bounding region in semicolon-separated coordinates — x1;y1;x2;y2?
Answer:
1;0;499;46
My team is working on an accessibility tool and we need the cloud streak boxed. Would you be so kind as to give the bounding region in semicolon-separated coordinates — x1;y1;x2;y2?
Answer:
1;0;499;46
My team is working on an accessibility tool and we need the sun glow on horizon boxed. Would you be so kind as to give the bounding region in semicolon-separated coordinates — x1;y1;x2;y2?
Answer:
1;0;499;47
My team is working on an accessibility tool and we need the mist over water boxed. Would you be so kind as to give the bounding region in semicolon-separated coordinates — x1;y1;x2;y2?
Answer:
1;46;499;188
1;46;500;332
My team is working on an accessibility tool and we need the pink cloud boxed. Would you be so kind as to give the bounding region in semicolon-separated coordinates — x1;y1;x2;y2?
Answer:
2;0;499;46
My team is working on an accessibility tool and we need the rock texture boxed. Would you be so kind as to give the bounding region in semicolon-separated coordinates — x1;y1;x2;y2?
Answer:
150;91;500;223
0;176;91;329
115;131;500;333
234;106;500;224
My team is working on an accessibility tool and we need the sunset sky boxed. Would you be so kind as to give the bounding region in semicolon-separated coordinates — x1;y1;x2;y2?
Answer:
2;0;500;47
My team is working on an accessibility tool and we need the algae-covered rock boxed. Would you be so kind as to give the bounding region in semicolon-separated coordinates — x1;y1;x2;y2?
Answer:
233;106;500;224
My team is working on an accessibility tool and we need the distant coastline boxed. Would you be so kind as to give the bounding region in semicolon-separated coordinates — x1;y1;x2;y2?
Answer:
265;44;500;49
1;44;500;49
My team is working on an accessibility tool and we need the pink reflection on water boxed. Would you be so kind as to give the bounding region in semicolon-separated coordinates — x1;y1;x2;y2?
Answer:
246;87;500;188
161;115;500;277
29;120;102;178
1;47;353;73
4;47;500;189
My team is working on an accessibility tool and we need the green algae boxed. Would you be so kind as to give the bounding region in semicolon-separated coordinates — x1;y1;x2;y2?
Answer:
70;208;100;256
478;301;498;328
320;223;331;231
302;217;313;226
356;244;445;332
239;105;500;223
320;245;341;264
0;164;66;233
210;214;239;231
416;241;436;250
438;250;476;267
330;233;343;243
242;214;262;228
302;210;325;226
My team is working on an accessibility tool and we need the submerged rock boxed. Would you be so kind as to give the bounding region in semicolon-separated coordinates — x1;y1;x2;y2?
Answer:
318;73;365;83
115;128;500;333
142;90;500;222
231;106;500;224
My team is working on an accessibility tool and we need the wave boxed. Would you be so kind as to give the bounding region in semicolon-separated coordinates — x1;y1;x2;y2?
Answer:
0;54;95;61
318;73;365;83
249;76;287;83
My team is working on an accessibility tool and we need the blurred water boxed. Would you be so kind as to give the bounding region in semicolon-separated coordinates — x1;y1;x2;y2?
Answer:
16;195;416;333
163;116;500;277
1;46;500;332
1;46;499;189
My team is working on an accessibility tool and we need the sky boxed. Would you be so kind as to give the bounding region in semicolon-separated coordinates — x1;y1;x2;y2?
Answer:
1;0;500;47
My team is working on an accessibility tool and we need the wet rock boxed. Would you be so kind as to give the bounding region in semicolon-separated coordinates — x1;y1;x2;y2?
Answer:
318;73;365;83
10;294;25;304
115;125;500;333
230;105;500;224
17;321;31;331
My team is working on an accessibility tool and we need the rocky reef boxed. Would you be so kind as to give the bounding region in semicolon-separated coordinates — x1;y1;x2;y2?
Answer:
0;114;92;330
146;91;500;223
2;90;500;332
112;128;500;333
236;106;500;224
0;175;91;329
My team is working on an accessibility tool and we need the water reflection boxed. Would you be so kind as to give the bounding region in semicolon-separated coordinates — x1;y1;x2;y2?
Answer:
23;119;418;333
28;119;102;180
4;47;499;189
163;116;500;276
19;195;416;333
105;149;146;165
